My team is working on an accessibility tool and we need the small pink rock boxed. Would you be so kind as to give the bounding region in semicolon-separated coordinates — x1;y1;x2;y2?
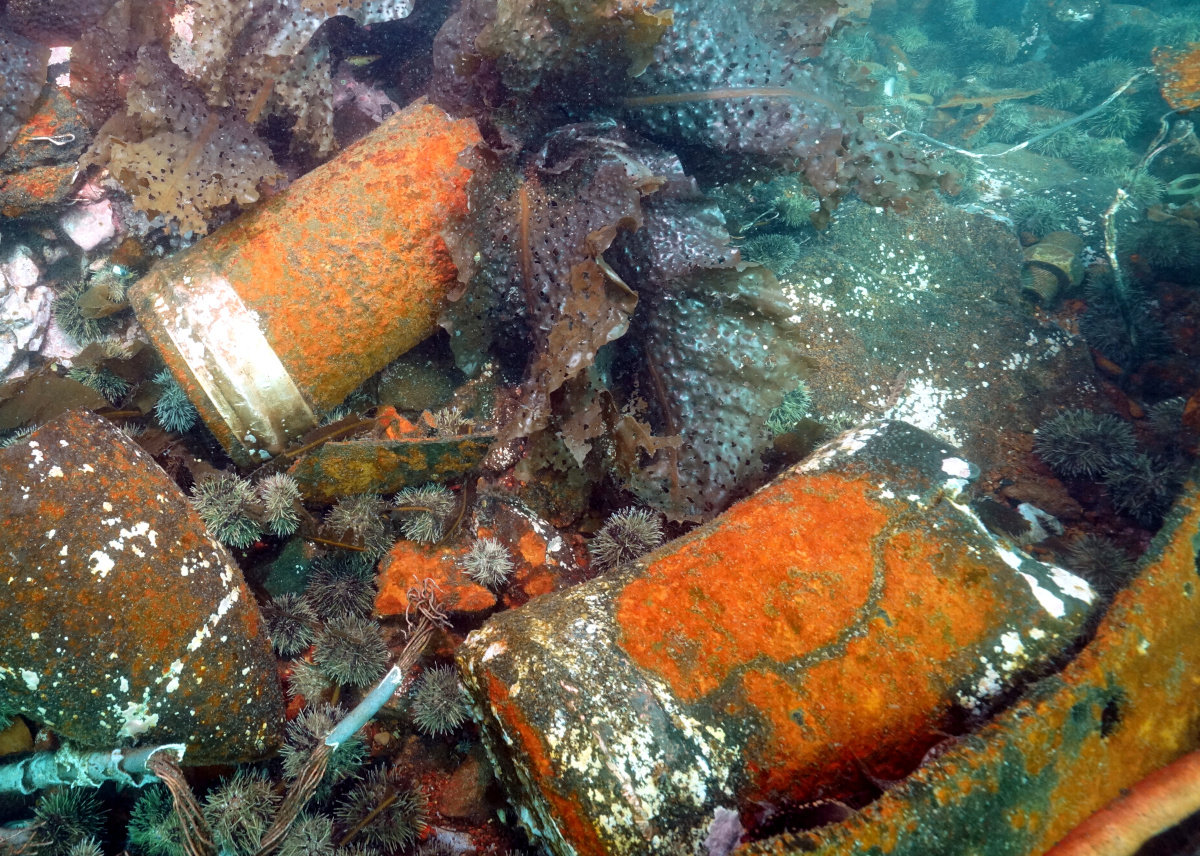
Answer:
60;198;116;251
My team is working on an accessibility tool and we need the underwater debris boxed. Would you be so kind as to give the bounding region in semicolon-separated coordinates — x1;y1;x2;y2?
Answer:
0;411;285;761
128;100;480;465
458;421;1098;855
1021;231;1084;305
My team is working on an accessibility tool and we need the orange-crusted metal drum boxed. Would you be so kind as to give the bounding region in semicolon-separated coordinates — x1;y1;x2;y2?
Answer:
129;99;480;465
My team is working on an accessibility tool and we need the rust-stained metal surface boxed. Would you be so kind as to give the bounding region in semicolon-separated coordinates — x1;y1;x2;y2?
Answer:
740;470;1200;856
0;410;284;764
455;422;1098;856
129;98;481;465
286;432;495;502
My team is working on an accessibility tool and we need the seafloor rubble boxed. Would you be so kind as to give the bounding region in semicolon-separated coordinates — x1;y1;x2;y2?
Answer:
2;0;1200;854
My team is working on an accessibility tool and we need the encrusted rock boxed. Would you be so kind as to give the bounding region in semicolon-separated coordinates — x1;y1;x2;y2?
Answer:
0;85;89;217
0;410;284;763
456;420;1097;856
781;197;1096;477
0;245;52;380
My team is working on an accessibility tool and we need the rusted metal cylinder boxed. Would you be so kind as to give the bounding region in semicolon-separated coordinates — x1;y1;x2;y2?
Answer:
457;421;1098;856
128;99;480;465
0;410;283;763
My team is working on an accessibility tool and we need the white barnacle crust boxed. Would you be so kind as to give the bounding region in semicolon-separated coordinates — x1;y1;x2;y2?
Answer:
458;582;740;854
88;550;115;578
116;691;160;738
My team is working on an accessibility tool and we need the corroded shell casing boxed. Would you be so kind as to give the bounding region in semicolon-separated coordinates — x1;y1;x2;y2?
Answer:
129;99;480;465
1021;230;1084;305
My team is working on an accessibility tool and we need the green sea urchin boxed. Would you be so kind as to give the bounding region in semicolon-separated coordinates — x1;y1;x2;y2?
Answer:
276;813;334;856
279;703;367;789
33;788;106;856
66;366;130;404
314;615;389;688
265;593;319;657
1034;409;1136;479
152;369;200;434
766;382;813;435
589;507;666;571
1064;534;1136;594
256;473;302;537
202;770;279;856
1010;196;1068;239
127;787;186;856
741;233;803;276
190;473;262;549
1067;137;1135;176
1088;98;1144;139
324;494;393;557
334;767;427;851
393;483;458;544
1034;79;1084;110
458;537;515;588
1103;452;1185;526
410;664;471;737
303;552;377;619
